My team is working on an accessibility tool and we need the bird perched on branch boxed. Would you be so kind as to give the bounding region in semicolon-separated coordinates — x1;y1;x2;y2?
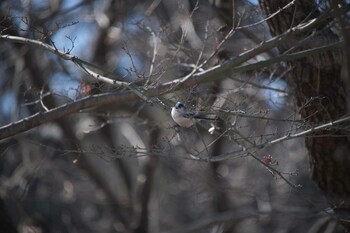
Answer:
171;102;217;128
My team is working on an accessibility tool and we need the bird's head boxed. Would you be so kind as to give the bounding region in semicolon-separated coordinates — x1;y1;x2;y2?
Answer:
175;102;185;110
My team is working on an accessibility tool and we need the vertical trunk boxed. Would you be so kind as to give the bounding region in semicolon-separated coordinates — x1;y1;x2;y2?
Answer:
259;0;350;229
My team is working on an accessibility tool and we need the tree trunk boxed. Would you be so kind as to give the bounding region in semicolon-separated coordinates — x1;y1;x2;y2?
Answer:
259;0;350;229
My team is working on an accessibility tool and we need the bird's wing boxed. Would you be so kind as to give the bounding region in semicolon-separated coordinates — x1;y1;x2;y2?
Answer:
182;112;196;118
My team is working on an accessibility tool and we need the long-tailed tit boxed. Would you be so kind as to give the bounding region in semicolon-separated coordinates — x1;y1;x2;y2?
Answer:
171;102;215;128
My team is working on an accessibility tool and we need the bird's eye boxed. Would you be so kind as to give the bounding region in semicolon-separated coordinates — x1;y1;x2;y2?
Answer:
176;103;184;109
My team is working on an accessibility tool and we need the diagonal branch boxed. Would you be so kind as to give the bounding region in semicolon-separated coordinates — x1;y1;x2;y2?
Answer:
200;114;350;163
0;92;136;140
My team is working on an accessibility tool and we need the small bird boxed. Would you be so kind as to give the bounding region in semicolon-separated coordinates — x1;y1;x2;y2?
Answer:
171;102;215;128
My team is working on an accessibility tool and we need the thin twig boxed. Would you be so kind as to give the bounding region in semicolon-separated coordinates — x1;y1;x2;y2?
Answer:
147;26;158;78
236;0;296;30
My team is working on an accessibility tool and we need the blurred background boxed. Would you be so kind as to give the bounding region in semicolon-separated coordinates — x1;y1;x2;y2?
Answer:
0;0;342;232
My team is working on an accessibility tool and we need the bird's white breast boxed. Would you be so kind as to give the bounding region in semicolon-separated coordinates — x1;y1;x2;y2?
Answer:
171;107;195;127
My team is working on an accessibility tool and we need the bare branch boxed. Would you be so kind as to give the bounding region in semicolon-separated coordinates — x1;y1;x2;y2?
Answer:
0;92;136;140
205;115;350;162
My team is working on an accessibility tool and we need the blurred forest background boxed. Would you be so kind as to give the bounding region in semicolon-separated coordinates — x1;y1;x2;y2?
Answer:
1;0;350;232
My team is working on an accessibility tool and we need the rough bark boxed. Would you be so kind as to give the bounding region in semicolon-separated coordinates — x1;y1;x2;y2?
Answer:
259;0;350;229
